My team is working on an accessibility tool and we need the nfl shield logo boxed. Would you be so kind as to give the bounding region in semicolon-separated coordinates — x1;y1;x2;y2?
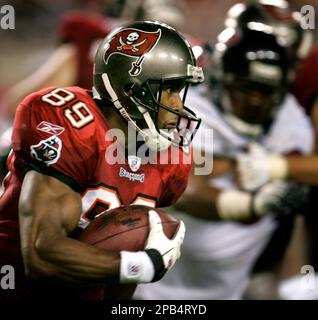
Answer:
128;155;141;172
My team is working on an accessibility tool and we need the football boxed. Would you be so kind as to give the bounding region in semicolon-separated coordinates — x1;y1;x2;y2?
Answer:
78;205;180;300
79;205;180;251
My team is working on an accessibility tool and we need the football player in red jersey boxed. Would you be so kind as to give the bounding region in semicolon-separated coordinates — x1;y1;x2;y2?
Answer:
0;1;194;184
0;21;204;300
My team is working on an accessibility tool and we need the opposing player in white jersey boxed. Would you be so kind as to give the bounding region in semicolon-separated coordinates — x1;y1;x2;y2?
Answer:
134;26;313;300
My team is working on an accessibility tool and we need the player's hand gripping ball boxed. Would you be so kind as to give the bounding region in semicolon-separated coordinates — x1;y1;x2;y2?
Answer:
79;205;180;299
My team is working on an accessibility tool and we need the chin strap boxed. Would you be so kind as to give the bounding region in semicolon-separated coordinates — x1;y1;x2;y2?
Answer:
140;105;172;151
101;73;172;151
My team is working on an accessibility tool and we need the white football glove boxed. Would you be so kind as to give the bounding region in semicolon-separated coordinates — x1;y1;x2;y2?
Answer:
120;210;185;283
145;210;185;281
237;143;288;192
217;181;307;221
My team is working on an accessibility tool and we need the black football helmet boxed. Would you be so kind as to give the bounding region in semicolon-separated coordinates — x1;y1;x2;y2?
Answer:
93;21;204;150
212;26;289;137
225;0;314;66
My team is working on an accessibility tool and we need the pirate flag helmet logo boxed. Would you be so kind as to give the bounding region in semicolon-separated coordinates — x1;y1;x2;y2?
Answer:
104;28;161;76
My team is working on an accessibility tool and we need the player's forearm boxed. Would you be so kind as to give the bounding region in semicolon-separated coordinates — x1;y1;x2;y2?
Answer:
175;158;235;220
175;186;222;220
286;155;318;185
24;234;120;284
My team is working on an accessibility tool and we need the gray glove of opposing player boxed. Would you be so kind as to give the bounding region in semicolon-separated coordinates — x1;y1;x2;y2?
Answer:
253;181;308;217
237;143;288;192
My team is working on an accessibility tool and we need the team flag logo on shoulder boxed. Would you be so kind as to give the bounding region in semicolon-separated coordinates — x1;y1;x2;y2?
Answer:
104;28;161;76
30;135;62;166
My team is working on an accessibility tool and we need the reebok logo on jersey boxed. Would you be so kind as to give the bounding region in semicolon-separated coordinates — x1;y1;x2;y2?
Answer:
30;135;62;166
36;121;65;136
119;167;145;183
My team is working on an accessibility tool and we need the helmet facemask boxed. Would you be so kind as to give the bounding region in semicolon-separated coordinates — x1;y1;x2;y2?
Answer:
94;21;204;151
210;26;289;138
221;75;284;137
127;78;201;151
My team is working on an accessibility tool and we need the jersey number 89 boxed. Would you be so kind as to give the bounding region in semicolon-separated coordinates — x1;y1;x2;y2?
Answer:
42;88;94;129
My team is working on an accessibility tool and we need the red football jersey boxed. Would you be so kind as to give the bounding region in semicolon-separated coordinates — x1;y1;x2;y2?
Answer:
292;43;318;113
57;11;123;89
0;86;191;299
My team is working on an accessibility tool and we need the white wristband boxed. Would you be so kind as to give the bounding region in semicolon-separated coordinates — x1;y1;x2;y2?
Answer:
120;251;155;284
216;189;252;220
271;154;288;180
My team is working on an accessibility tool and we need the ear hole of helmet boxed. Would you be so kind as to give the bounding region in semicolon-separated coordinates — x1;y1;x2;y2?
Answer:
129;81;161;113
124;83;134;95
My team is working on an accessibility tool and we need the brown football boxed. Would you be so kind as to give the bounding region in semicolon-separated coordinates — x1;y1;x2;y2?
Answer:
79;205;179;251
78;205;180;300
